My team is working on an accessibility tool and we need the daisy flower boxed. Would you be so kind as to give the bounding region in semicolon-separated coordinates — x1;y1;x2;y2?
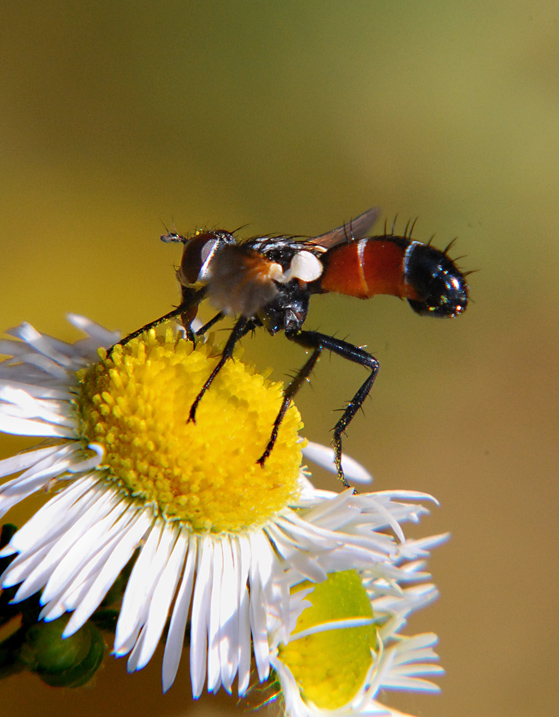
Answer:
0;315;442;700
270;530;447;717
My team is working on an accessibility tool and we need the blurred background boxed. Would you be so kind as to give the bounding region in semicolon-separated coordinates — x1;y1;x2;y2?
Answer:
1;2;558;715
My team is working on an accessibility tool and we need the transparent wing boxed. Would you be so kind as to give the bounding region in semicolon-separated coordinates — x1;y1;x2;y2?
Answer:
307;207;380;248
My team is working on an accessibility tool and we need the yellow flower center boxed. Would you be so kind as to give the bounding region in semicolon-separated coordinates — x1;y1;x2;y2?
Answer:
74;330;302;532
279;571;376;710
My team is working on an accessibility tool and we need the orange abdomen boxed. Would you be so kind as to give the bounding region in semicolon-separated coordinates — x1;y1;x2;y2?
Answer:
320;238;413;299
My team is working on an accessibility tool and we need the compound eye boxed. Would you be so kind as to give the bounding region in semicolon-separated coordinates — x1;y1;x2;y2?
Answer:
198;239;221;281
179;231;235;285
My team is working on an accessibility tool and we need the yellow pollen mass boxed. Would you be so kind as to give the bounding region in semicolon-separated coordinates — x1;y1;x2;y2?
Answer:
279;571;377;710
74;330;303;532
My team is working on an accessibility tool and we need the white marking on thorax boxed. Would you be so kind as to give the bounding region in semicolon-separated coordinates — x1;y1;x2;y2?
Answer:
278;250;323;284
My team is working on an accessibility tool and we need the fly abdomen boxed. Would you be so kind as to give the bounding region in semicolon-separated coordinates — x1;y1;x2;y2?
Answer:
318;236;411;299
318;235;468;318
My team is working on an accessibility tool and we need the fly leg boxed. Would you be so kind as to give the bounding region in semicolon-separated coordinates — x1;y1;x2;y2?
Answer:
256;347;322;468
283;330;379;487
195;312;224;337
107;286;207;356
188;316;251;422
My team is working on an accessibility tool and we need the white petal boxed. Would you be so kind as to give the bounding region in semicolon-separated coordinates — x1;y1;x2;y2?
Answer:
38;501;140;619
0;386;74;426
114;521;170;654
66;313;120;347
162;534;197;692
218;537;240;691
234;536;252;696
0;448;77;510
248;531;278;682
63;508;152;636
40;509;142;620
207;538;225;692
2;476;97;559
67;443;104;473
190;538;213;698
302;441;373;484
126;528;188;672
39;491;126;603
0;413;70;437
0;445;62;480
6;323;74;368
3;542;53;591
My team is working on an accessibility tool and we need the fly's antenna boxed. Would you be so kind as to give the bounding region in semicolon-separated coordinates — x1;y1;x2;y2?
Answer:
161;231;188;244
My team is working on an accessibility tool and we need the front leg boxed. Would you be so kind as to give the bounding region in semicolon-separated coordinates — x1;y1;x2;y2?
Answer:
107;286;207;356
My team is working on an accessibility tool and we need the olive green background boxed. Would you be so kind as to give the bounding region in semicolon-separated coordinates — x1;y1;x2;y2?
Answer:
1;2;558;716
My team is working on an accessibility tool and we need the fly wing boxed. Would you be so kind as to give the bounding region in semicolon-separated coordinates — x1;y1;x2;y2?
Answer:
307;207;380;249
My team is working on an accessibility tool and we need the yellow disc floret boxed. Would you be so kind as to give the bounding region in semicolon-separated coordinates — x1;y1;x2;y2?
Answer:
74;330;302;533
279;571;377;710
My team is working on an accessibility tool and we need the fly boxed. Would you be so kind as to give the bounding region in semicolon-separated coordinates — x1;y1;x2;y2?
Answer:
111;208;469;487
